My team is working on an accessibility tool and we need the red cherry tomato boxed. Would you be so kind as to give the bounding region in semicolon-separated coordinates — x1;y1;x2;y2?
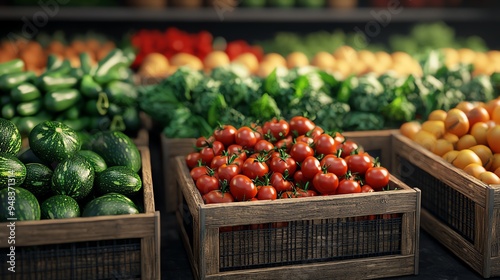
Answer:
213;125;237;146
253;139;274;154
269;154;297;175
339;140;359;158
346;153;373;175
230;175;257;201
301;156;322;180
312;172;339;195
365;166;390;191
320;154;348;178
289;116;316;136
203;190;235;204
257;185;278;200
361;185;375;193
196;174;219;195
270;172;293;192
289;142;314;163
337;178;362;194
314;133;338;155
190;166;208;181
241;157;269;180
263;118;290;140
235;126;258;148
218;163;241;182
185;152;202;169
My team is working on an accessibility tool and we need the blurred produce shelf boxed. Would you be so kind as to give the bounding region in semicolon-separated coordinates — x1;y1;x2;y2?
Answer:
0;7;499;22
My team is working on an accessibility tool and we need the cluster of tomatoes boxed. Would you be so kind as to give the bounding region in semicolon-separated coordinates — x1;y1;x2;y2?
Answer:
185;116;392;204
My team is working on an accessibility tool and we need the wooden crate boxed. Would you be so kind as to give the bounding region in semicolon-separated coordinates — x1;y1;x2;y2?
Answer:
392;132;500;278
0;146;161;280
173;156;421;279
160;130;396;214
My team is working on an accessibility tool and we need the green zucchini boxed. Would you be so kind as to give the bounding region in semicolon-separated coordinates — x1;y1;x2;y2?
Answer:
21;163;53;198
51;154;94;201
41;195;80;219
104;80;138;106
80;74;102;99
77;150;107;173
95;166;141;195
16;99;42;116
1;104;15;119
0;152;26;188
28;120;81;163
0;71;36;91
90;130;141;172
0;187;40;222
82;192;139;217
10;82;41;103
44;89;81;112
0;118;22;155
37;73;78;92
0;59;24;76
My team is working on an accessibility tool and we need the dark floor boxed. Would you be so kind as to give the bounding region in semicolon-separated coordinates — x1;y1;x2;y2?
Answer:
150;131;491;280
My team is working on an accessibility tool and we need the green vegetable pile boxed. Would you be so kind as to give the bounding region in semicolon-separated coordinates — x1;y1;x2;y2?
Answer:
139;52;500;138
0;48;141;138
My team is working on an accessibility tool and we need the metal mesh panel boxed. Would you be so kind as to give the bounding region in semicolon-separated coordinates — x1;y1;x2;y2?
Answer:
219;216;402;271
398;157;475;242
0;239;141;280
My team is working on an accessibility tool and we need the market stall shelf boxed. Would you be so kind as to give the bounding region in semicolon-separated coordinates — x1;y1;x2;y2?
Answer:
0;146;160;280
392;133;500;278
173;155;420;279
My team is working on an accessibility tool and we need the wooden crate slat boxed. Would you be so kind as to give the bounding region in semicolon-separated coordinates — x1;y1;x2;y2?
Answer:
393;133;489;206
204;255;416;280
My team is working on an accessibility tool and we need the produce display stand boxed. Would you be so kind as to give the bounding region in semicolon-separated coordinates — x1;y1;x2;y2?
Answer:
392;133;500;278
0;146;161;280
173;155;420;279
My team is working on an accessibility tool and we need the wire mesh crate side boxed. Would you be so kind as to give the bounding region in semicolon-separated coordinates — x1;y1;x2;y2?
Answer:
218;216;403;272
397;156;475;242
0;239;142;280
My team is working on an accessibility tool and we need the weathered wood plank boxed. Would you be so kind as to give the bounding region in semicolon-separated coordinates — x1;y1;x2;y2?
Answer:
205;255;416;280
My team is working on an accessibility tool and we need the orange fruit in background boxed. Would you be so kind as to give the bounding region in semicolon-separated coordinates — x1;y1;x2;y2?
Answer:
452;149;483;170
445;108;470;137
487;125;500;153
400;121;421;140
204;51;230;71
443;133;459;146
470;122;489;146
455;134;477;150
478;171;500;185
263;53;287;67
421;120;445;139
412;130;437;151
490;154;500;172
455;101;476;114
432;139;454;157
286;52;309;69
311;52;336;70
428;109;447;122
463;163;487;179
492;105;500;124
442;150;460;164
469;145;493;170
484;98;500;117
233;53;259;74
495;167;500;178
466;106;490;128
